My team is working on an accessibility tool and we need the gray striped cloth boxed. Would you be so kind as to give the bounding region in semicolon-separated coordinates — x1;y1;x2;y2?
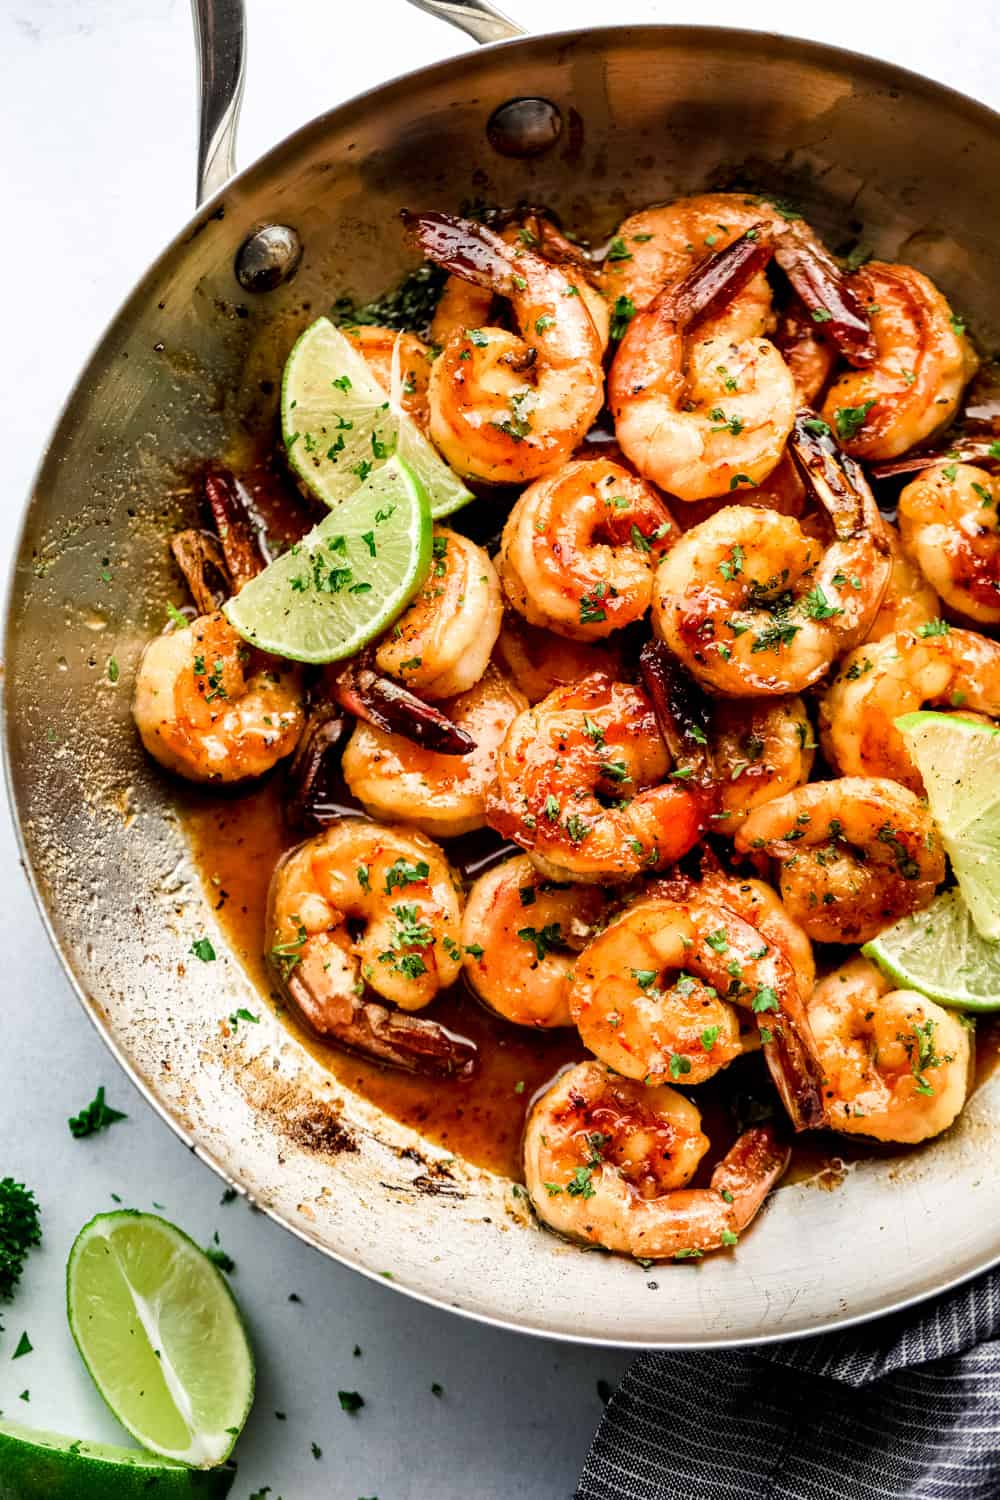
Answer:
578;1272;1000;1499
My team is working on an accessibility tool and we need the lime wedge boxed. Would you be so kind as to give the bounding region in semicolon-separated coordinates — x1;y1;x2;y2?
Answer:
66;1213;254;1469
224;455;431;664
0;1420;234;1498
863;887;1000;1011
896;711;1000;940
281;315;473;519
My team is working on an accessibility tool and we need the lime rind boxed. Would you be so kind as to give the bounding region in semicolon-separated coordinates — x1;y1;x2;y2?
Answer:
281;316;473;519
863;887;1000;1012
66;1212;254;1469
223;456;431;664
895;710;1000;939
0;1420;235;1497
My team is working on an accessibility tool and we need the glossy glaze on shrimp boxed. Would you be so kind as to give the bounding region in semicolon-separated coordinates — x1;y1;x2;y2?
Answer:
898;463;1000;626
461;855;607;1028
486;673;706;882
497;458;678;641
133;612;304;783
492;613;625;704
737;778;945;945
819;262;978;459
409;213;604;484
267;821;473;1075
820;627;1000;791
524;1061;790;1259
807;957;972;1143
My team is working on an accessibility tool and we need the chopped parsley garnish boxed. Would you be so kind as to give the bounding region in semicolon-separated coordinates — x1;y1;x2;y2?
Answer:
833;400;876;440
68;1087;127;1139
802;584;842;621
190;937;216;963
917;618;951;638
610;294;636;341
384;858;430;894
518;923;563;962
752;986;779;1014
605;236;632;263
338;1390;365;1414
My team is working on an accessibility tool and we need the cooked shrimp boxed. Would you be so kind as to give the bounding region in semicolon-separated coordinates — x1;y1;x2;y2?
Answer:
486;673;705;882
268;821;474;1075
711;696;816;832
819;262;978;459
774;300;837;404
571;886;824;1129
674;452;807;532
133;611;304;783
736;778;945;945
408;212;604;484
864;522;940;641
345;326;432;430
898;463;1000;626
691;870;815;1000
820;628;1000;792
342;664;526;838
653;499;889;696
609;233;798;501
807;957;971;1143
461;855;607;1027
523;1060;790;1259
492;613;624;704
497;458;678;641
374;528;502;700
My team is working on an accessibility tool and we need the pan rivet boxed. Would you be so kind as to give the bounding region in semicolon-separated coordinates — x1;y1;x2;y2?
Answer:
486;97;562;158
234;225;303;293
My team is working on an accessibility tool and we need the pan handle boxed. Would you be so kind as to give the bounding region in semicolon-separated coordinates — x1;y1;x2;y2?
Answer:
191;0;247;206
401;0;525;43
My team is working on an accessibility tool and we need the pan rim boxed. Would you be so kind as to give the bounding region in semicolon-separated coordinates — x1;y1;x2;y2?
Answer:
5;21;1000;1349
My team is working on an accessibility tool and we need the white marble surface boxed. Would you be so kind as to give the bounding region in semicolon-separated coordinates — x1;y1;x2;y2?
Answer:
1;2;996;1496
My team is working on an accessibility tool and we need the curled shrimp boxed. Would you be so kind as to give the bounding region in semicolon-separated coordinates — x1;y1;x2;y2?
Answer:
523;1060;790;1260
497;458;678;641
492;613;624;704
133;611;304;783
609;230;799;501
570;885;824;1130
819;627;1000;792
342;663;526;839
408;212;604;485
268;820;474;1076
864;521;940;641
898;463;1000;626
819;262;978;459
688;869;815;1000
808;957;972;1143
652;414;891;694
736;778;945;945
374;527;502;700
674;452;808;532
461;855;607;1028
710;696;816;832
486;672;706;883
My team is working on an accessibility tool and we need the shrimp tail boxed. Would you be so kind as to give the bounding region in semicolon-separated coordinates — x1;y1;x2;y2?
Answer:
773;223;876;367
670;223;775;331
170;529;233;616
331;657;477;755
404;211;514;295
762;1008;828;1132
285;698;350;830
286;970;477;1078
789;409;890;548
870;437;1000;480
710;1122;791;1215
202;466;269;591
639;639;715;788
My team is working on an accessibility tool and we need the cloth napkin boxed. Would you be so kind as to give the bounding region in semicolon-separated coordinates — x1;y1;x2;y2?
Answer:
577;1269;1000;1500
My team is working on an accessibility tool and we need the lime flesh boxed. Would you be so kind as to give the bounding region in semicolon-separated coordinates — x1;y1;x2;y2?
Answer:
0;1421;234;1499
66;1213;253;1469
224;455;432;664
864;886;1000;1011
896;710;1000;940
281;315;473;519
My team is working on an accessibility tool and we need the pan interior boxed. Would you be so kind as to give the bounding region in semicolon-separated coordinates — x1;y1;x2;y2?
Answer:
7;27;1000;1346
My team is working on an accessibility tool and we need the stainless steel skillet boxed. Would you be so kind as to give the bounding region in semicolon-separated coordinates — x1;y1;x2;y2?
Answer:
5;0;1000;1347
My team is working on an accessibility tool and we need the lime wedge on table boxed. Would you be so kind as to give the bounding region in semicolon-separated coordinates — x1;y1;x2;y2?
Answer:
863;887;1000;1011
224;456;431;663
896;711;1000;940
66;1213;253;1469
281;315;473;519
0;1420;234;1498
